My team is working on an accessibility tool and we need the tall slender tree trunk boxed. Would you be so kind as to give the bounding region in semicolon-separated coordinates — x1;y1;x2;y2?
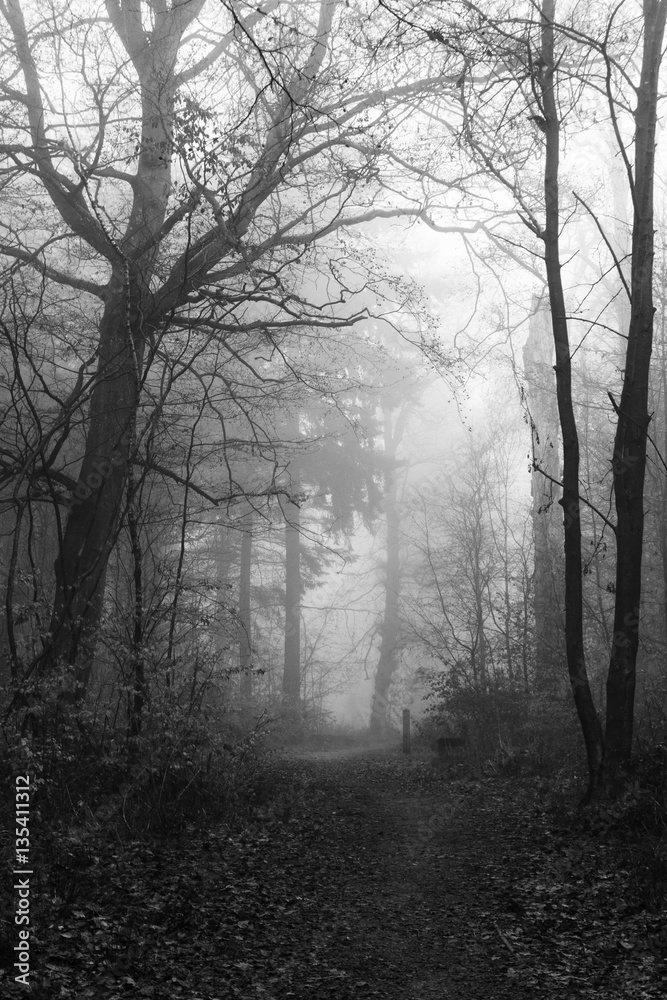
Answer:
370;404;407;734
605;0;667;778
239;514;253;700
471;507;488;692
523;294;563;695
539;0;605;800
1;508;21;685
659;319;667;647
370;468;399;732
127;469;146;739
282;486;302;707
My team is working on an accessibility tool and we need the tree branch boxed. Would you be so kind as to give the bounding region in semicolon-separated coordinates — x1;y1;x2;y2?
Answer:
0;238;107;299
2;0;115;259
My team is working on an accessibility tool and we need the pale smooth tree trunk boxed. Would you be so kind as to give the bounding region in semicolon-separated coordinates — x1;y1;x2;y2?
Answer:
523;294;563;694
282;490;302;707
370;404;408;734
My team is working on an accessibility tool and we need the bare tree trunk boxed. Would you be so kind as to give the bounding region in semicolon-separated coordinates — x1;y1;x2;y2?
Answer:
2;505;24;685
239;514;253;700
370;404;408;734
1;0;412;718
523;294;563;695
40;281;144;694
5;0;190;698
370;461;399;733
605;0;667;779
659;320;667;647
165;421;198;690
282;492;301;707
127;469;146;739
539;0;605;801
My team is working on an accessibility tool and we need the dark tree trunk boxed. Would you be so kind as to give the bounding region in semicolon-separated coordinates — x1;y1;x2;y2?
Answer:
471;515;487;693
660;328;667;647
605;0;667;780
126;466;146;739
539;0;605;801
1;506;22;685
39;280;145;695
239;515;253;700
5;0;188;701
2;0;360;717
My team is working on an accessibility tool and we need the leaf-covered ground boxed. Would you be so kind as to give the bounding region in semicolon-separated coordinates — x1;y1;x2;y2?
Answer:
3;738;666;998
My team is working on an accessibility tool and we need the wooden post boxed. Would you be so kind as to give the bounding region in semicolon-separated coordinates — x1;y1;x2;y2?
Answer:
402;709;411;754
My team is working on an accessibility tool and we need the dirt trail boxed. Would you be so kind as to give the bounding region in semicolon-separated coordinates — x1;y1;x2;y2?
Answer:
18;737;664;999
247;739;533;1000
245;739;664;1000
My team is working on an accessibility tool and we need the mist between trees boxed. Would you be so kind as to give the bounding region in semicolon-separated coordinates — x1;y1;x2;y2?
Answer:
1;0;667;809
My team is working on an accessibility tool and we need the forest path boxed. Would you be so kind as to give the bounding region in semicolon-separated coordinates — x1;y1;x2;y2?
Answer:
18;737;665;999
254;738;523;1000
225;737;663;1000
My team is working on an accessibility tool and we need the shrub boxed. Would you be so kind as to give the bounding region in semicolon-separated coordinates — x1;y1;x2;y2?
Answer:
421;665;584;777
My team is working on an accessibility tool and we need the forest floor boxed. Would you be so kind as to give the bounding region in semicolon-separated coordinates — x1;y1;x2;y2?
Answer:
3;735;667;999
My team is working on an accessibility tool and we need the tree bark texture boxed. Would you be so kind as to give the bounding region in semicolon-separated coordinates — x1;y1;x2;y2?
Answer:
43;280;145;691
523;293;564;694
